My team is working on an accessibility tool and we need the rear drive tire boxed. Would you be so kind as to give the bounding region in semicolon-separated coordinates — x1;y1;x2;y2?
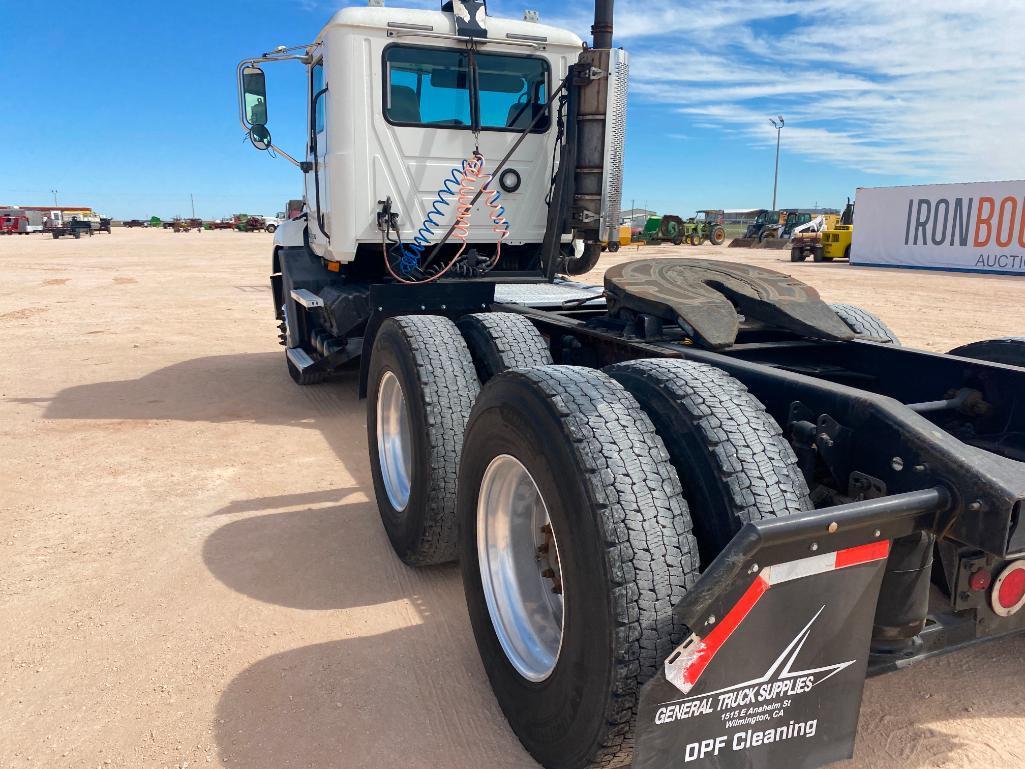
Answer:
607;359;811;561
790;247;806;262
457;312;553;383
710;226;726;245
368;315;480;566
459;366;699;769
607;241;620;253
813;246;825;262
830;303;900;344
948;337;1025;368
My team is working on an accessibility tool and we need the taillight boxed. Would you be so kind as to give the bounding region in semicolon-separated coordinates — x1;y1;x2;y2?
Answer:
991;560;1025;616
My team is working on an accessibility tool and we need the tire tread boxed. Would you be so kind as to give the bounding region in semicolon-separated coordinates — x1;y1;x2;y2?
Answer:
383;315;479;564
607;360;811;538
458;312;553;381
830;303;900;344
501;366;699;768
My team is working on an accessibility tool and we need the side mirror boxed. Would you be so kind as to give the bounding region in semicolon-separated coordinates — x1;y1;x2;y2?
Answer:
242;65;268;126
249;124;272;151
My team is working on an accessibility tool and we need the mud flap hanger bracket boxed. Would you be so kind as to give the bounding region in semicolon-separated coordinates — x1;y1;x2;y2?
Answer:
675;486;950;634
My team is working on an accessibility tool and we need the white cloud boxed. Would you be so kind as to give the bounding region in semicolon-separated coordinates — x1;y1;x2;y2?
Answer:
552;0;1025;180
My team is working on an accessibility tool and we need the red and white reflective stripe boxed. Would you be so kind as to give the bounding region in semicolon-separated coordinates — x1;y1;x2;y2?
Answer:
665;540;890;695
765;540;891;586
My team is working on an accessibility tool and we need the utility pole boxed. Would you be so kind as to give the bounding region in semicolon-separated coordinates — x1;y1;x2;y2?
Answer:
190;193;196;219
769;116;784;210
51;188;59;207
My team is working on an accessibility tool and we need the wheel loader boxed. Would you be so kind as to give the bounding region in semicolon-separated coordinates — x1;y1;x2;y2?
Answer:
759;208;818;249
236;3;1025;768
727;208;780;247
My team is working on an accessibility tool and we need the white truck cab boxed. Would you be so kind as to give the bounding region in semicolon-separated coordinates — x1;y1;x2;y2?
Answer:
239;1;626;279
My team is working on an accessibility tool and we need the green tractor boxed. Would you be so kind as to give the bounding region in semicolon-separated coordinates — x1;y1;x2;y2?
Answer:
639;214;687;245
684;209;727;246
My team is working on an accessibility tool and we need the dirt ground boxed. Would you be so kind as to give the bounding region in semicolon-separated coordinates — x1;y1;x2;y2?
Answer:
2;229;1024;769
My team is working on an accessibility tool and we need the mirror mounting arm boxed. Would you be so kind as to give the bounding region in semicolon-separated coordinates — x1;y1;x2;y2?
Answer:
236;48;315;169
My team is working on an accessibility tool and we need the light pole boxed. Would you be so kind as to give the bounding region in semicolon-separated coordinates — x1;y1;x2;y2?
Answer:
769;116;784;210
51;188;59;207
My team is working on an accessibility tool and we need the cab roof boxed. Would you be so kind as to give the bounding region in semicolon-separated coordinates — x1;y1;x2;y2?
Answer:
320;5;584;50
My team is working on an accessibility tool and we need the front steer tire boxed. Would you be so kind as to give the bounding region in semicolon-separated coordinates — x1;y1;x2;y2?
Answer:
457;312;553;383
830;303;900;344
607;359;812;562
368;315;480;566
459;366;699;769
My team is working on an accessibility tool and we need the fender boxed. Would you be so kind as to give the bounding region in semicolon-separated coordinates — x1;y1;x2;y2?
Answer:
272;216;306;249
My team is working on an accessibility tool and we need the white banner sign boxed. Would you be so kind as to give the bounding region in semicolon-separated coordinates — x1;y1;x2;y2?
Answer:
852;180;1025;274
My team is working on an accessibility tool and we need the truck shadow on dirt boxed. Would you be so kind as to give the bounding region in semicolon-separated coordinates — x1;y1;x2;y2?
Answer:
214;625;537;769
12;350;364;462
211;630;1025;769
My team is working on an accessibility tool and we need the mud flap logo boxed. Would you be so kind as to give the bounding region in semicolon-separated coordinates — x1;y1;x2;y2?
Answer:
632;543;890;769
655;607;850;761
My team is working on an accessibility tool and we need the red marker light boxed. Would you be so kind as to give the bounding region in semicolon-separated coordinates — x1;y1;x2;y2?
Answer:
991;561;1025;617
969;569;992;591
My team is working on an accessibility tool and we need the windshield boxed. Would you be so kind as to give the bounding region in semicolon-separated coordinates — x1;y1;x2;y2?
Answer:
384;45;549;133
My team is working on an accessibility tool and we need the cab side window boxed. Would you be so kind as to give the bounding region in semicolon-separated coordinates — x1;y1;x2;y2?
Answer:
312;60;325;134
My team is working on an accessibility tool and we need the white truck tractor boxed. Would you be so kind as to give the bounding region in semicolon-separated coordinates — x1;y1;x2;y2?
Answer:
237;3;1025;769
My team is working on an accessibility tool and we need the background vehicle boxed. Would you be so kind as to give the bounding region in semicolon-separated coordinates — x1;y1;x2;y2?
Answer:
760;208;820;249
237;3;1025;769
50;219;96;239
262;215;282;233
789;213;839;262
236;215;266;232
0;214;29;234
819;199;855;261
728;208;779;247
640;214;687;245
685;209;727;245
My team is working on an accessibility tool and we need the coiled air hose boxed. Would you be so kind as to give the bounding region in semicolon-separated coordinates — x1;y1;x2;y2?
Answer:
384;151;509;285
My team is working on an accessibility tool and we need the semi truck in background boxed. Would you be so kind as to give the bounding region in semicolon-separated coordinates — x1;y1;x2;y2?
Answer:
234;2;1025;768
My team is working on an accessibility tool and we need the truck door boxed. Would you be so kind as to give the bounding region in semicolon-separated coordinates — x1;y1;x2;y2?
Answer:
305;56;331;251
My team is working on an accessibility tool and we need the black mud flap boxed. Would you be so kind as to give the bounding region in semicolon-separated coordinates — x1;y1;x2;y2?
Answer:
635;540;890;769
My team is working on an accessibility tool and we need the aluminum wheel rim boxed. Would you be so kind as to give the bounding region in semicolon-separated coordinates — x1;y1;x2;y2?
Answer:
376;371;413;511
477;455;564;682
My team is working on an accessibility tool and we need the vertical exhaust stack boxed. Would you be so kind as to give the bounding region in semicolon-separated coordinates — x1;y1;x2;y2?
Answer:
569;0;628;270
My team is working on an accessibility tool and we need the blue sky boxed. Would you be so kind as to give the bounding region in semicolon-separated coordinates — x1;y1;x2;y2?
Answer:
2;0;1022;219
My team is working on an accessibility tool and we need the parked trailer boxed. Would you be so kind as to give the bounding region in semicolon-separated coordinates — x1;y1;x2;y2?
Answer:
237;3;1025;769
0;214;30;234
49;220;97;239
